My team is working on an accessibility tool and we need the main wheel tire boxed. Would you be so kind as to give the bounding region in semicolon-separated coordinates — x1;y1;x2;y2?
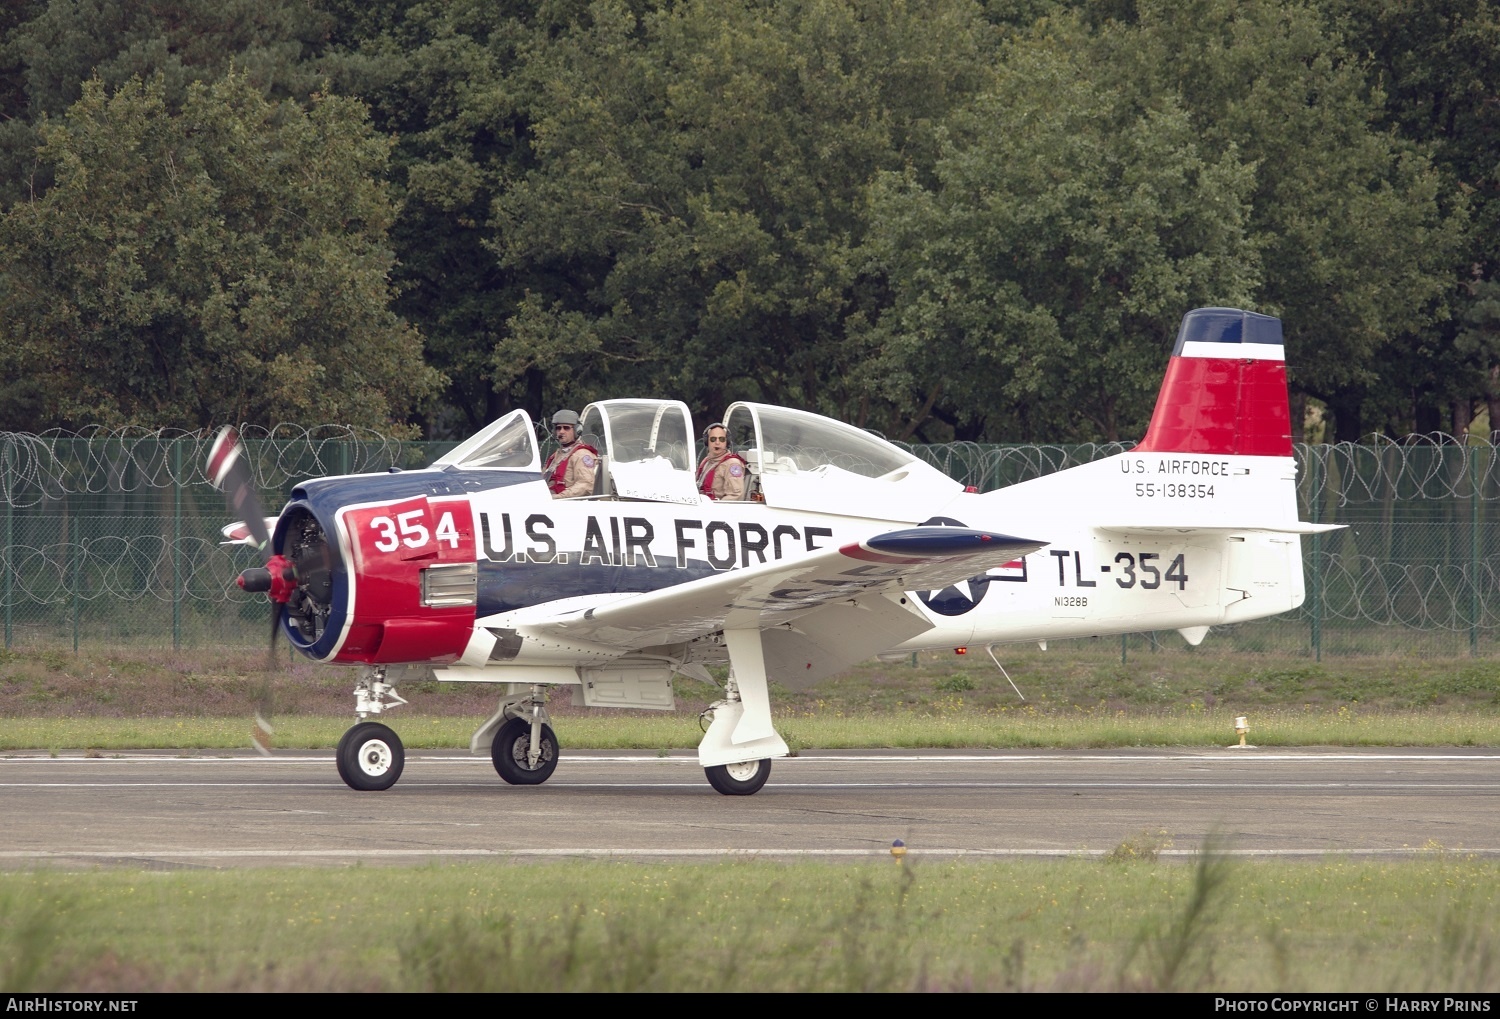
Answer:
337;722;405;791
705;757;772;796
491;716;559;785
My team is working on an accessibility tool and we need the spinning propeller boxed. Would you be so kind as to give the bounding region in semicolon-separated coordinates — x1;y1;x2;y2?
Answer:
206;427;334;754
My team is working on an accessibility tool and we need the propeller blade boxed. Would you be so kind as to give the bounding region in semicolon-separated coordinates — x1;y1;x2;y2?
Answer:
206;427;270;550
252;707;275;757
269;598;283;659
254;602;283;755
209;427;285;756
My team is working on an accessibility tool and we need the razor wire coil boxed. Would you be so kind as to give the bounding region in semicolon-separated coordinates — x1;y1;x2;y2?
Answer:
5;429;1500;652
0;426;438;507
5;427;1500;503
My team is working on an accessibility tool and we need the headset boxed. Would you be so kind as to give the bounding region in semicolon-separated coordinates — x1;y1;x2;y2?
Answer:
702;422;731;449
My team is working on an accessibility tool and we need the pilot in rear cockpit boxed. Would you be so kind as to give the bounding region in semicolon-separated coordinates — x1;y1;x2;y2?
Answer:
542;409;598;498
696;422;746;500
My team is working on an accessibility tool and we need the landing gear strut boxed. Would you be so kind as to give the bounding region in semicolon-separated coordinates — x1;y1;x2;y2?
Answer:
337;667;408;791
696;631;788;796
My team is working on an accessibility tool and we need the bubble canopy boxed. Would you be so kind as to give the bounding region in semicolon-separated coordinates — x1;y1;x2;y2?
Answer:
723;403;918;479
432;409;539;472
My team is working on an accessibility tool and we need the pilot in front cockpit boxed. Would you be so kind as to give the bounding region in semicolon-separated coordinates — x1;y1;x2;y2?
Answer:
542;410;598;498
696;422;746;500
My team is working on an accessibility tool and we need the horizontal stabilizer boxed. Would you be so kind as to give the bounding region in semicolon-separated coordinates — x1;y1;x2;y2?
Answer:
1095;522;1345;537
844;527;1045;563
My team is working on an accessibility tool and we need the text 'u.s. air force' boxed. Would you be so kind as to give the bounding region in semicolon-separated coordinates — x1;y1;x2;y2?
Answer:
479;512;831;570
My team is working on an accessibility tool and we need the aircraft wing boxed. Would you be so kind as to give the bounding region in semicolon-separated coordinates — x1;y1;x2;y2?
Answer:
495;526;1046;687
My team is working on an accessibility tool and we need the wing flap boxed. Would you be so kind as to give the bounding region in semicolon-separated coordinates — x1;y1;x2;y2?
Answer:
761;593;934;691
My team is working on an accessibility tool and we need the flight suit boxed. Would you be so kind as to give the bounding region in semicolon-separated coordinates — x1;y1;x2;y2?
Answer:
696;450;747;500
544;442;599;498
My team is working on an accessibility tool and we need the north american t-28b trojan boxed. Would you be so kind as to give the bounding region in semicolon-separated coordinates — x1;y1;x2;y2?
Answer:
209;307;1332;794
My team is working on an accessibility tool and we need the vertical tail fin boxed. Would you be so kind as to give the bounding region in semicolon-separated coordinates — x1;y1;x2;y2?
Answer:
1133;308;1293;457
961;307;1307;531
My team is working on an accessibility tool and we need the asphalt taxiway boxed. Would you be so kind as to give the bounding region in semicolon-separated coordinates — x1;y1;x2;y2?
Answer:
0;748;1495;867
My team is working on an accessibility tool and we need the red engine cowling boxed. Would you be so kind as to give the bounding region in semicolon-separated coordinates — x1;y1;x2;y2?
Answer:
329;494;479;665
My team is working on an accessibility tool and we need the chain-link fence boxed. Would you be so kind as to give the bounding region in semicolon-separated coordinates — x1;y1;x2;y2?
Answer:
3;429;1498;657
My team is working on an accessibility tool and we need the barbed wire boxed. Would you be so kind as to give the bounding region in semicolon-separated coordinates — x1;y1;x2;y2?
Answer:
7;428;1500;508
3;537;1498;636
0;425;441;507
4;428;1500;648
1309;434;1500;503
1;538;259;604
1306;552;1500;631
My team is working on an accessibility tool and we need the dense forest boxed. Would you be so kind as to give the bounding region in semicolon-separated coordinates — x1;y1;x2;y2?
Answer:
0;0;1495;445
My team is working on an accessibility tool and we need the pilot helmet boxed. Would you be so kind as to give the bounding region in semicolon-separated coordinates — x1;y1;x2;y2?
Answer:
551;409;581;427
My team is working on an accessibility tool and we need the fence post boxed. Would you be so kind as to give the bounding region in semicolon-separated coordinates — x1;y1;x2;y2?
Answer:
4;488;11;649
173;438;182;651
69;509;79;654
1471;444;1480;658
1310;448;1322;662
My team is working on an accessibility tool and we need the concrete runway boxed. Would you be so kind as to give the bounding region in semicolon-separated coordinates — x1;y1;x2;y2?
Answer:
0;748;1496;867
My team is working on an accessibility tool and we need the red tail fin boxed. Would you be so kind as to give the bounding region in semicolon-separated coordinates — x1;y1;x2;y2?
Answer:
1134;308;1292;457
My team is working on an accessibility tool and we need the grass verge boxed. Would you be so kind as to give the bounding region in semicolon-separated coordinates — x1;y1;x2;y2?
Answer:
2;854;1496;991
3;707;1498;752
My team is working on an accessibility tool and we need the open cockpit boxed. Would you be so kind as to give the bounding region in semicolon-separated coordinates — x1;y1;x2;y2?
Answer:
431;398;961;518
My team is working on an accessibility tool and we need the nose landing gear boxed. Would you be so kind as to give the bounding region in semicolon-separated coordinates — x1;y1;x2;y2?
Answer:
336;721;405;791
337;666;409;791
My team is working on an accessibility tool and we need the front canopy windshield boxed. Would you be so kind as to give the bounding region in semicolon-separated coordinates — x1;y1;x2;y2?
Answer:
432;409;539;471
724;404;916;479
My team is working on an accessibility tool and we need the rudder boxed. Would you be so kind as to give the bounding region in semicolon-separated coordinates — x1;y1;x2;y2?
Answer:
1134;307;1292;457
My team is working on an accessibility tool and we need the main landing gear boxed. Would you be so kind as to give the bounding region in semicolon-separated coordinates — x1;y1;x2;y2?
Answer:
695;635;787;796
490;716;559;785
471;684;562;786
336;668;408;792
335;654;791;796
704;757;772;796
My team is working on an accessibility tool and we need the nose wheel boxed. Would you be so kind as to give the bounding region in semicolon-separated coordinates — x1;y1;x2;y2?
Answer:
337;721;405;791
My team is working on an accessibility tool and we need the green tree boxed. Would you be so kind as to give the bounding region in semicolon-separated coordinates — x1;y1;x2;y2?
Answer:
320;0;545;436
860;22;1260;442
0;0;336;207
487;0;998;427
1081;0;1464;441
0;72;441;432
1330;0;1500;437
